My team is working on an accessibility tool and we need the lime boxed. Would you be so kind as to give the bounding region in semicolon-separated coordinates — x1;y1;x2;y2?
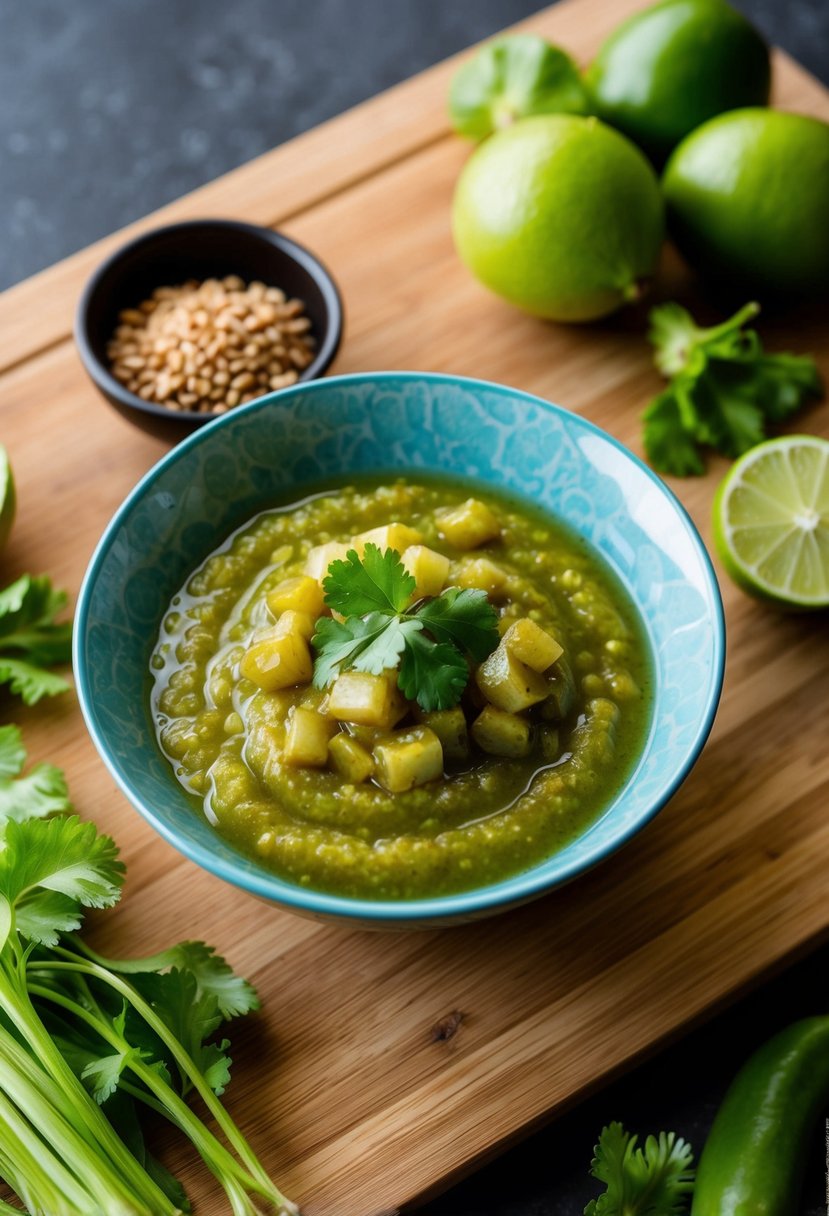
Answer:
586;0;770;164
663;108;829;301
0;445;15;551
449;34;590;142
712;435;829;610
452;114;664;323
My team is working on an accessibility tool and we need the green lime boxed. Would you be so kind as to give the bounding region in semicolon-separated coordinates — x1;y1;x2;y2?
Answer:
0;445;15;552
663;108;829;301
586;0;770;164
449;34;590;142
712;435;829;610
452;114;664;323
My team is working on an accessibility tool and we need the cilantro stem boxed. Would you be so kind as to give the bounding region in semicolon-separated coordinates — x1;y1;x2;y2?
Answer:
0;1040;144;1215
28;966;297;1216
49;951;279;1194
0;969;174;1213
0;1084;100;1215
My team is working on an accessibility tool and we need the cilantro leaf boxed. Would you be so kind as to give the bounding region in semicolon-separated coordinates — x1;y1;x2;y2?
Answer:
649;302;703;377
125;968;231;1095
312;613;395;688
752;352;823;421
0;657;71;704
0;725;26;779
642;302;824;477
0;726;72;825
0;575;73;703
399;630;469;712
690;366;766;458
585;1122;694;1216
83;1045;146;1105
642;391;705;477
77;939;260;1020
323;544;415;616
352;616;423;676
0;816;123;945
16;890;89;946
416;587;499;662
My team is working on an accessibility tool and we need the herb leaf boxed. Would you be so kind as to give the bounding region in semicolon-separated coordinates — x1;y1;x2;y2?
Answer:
398;630;469;712
312;613;396;688
584;1122;695;1216
416;587;499;662
0;817;123;944
313;547;499;711
76;939;259;1021
323;544;416;616
0;725;72;824
642;302;823;476
0;575;73;703
352;616;423;676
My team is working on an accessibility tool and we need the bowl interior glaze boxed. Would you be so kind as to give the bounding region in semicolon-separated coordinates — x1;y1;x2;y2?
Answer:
74;372;724;926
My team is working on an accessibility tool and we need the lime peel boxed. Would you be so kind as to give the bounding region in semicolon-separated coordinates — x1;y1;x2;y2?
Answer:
713;435;829;610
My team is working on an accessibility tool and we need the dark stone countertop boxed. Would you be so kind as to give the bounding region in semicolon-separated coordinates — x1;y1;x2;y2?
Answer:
2;1;827;1211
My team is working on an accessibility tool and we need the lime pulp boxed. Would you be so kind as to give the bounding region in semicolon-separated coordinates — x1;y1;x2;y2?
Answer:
713;435;829;610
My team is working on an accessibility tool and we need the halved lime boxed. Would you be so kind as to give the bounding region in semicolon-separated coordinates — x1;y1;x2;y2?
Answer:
0;444;15;551
713;435;829;610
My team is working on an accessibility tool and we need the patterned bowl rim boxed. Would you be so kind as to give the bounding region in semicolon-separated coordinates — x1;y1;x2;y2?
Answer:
74;371;726;922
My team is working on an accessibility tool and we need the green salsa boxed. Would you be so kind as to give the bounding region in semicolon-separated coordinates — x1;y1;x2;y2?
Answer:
151;478;652;900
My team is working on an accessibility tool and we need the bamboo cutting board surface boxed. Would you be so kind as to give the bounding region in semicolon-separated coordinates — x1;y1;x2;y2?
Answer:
2;1;829;1212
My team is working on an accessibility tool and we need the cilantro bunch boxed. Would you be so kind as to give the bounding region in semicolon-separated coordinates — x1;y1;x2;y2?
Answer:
312;543;499;712
642;301;823;476
0;725;297;1216
0;574;72;703
585;1122;695;1216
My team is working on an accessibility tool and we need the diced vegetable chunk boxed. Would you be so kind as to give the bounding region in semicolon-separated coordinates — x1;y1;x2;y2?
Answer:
503;619;563;672
401;545;450;599
240;630;312;691
373;726;443;793
328;733;375;783
272;608;316;642
267;575;325;618
328;670;407;729
305;542;352;582
537;724;560;762
417;707;469;761
351;523;423;556
471;706;531;758
539;658;576;722
438;498;500;549
454;557;509;596
475;642;549;712
283;707;336;767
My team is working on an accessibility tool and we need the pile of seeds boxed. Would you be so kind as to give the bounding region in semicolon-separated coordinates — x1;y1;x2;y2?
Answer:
107;276;316;414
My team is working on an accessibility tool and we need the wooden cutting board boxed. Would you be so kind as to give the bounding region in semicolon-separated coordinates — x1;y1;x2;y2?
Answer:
1;1;828;1212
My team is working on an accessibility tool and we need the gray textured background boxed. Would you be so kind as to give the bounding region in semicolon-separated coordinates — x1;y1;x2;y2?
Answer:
2;0;828;1211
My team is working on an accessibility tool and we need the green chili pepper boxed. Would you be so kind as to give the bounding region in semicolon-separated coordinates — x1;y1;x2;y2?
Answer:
692;1016;829;1215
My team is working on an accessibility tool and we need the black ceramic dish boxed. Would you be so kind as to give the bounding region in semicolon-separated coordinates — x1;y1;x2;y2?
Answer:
75;219;344;442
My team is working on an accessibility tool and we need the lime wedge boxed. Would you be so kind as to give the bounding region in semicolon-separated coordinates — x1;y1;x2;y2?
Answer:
0;444;15;552
713;435;829;610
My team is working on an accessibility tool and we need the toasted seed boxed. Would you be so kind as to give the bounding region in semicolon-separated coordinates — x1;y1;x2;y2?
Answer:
107;275;314;415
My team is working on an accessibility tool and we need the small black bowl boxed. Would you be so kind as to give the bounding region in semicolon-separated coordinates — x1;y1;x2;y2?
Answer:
75;219;344;442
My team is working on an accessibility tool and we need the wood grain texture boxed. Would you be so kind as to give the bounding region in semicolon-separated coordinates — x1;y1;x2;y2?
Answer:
1;0;828;1211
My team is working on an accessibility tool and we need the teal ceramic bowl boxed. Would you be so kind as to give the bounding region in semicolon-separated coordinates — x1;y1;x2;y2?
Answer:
74;372;724;927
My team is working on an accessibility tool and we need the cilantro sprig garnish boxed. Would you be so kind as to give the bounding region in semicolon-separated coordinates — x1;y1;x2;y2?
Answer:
585;1122;695;1216
642;301;823;476
312;543;499;712
0;573;73;703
